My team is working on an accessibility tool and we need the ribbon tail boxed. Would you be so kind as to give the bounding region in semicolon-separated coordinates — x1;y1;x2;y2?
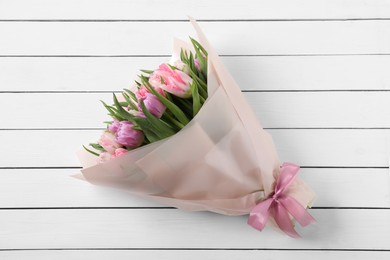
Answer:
276;163;300;194
280;195;316;227
247;198;273;231
272;202;301;238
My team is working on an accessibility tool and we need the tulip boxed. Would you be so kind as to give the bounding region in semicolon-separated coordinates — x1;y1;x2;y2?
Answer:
135;86;166;118
139;93;166;118
194;58;200;71
108;119;120;133
149;63;192;98
115;121;144;148
111;148;128;158
136;85;165;100
98;131;121;154
135;86;149;101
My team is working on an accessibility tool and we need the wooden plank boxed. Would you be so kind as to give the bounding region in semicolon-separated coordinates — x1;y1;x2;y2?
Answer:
1;21;390;55
1;250;389;260
0;168;388;208
0;0;389;20
1;129;390;167
0;209;389;249
1;56;390;91
2;92;390;129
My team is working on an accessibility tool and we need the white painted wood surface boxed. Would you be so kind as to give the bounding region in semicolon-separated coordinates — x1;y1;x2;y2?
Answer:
1;0;390;20
1;21;390;55
2;56;390;91
1;0;389;259
0;209;390;249
1;251;390;260
3;92;390;128
3;129;390;167
1;168;389;208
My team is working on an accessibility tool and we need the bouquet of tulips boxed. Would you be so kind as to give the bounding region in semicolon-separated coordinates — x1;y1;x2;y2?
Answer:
83;37;208;162
78;18;316;238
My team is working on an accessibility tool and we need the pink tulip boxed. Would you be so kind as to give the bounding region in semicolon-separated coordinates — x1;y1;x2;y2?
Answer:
194;58;200;71
148;73;164;92
115;121;144;148
149;64;192;98
135;86;166;118
111;148;128;158
135;86;149;100
136;85;165;100
98;131;121;154
108;119;120;133
139;93;166;118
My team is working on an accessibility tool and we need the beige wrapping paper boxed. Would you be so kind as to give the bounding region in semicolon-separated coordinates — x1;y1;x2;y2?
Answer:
77;18;315;217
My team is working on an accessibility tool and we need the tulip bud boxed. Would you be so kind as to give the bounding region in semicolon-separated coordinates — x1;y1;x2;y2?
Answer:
150;64;192;98
115;121;144;148
111;148;128;159
139;93;166;118
98;131;121;154
108;119;120;133
194;58;200;71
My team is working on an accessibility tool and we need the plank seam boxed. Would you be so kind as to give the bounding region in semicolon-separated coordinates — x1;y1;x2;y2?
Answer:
3;127;390;130
1;18;390;22
3;89;390;93
1;166;387;170
0;248;389;252
0;207;388;210
2;54;390;57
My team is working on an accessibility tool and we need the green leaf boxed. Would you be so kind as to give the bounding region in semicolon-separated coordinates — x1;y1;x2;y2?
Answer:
191;81;201;117
189;52;195;72
193;45;206;75
83;145;99;157
89;143;106;152
167;64;178;70
119;101;128;107
112;94;137;124
140;69;154;74
188;70;208;99
100;100;123;120
170;94;193;117
188;68;206;87
134;80;141;86
123;92;138;111
190;37;208;56
123;88;138;103
162;112;184;130
198;69;207;82
180;49;186;62
132;117;160;143
131;125;143;131
189;37;208;77
139;100;176;139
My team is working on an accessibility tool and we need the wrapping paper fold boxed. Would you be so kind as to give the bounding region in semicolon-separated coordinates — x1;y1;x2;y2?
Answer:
77;18;315;235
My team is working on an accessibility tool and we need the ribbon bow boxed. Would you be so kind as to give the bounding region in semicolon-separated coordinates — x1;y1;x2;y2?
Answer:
247;163;315;238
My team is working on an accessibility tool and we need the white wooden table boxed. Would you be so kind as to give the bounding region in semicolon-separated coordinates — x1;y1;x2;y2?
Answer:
1;1;390;259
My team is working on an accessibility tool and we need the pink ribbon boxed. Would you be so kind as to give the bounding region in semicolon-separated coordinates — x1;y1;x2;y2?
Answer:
248;163;315;238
